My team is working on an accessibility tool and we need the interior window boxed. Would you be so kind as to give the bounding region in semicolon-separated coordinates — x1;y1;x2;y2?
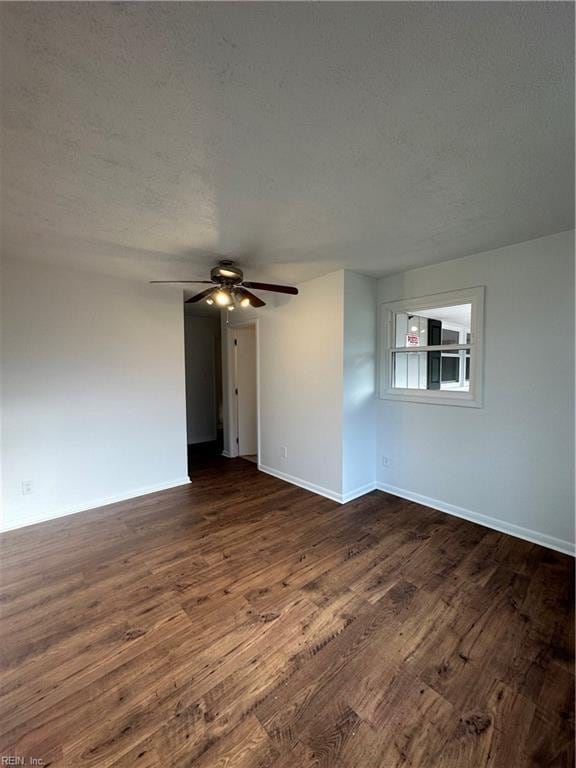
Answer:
380;288;484;407
391;303;471;392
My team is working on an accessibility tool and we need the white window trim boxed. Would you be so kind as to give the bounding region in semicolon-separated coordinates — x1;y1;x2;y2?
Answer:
378;286;485;407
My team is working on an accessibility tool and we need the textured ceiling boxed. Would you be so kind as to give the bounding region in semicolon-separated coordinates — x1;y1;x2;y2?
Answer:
1;2;574;285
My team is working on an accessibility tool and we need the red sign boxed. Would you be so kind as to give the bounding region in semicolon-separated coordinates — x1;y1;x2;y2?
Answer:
406;334;419;347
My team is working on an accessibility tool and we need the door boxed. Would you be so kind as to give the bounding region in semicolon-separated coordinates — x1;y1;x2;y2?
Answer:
235;326;257;457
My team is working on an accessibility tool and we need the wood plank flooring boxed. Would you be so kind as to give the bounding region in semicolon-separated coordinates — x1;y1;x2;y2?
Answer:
0;458;573;767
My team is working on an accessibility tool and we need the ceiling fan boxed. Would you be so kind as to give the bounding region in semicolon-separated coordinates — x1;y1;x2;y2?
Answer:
150;260;298;310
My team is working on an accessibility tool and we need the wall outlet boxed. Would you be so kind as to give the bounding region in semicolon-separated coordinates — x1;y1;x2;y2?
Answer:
21;480;33;495
281;446;288;459
382;456;390;468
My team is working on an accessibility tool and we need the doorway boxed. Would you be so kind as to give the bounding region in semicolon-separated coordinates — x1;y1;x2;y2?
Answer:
230;322;258;463
183;306;223;475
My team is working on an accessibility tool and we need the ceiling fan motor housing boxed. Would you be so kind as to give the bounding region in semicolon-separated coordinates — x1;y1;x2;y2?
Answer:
211;261;243;284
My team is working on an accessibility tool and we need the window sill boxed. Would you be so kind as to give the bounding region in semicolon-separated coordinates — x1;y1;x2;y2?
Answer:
379;390;483;408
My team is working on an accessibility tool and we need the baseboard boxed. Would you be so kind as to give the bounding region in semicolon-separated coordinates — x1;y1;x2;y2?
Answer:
0;477;192;533
257;465;377;506
221;449;232;458
341;482;378;504
248;463;575;556
258;464;343;503
377;482;575;557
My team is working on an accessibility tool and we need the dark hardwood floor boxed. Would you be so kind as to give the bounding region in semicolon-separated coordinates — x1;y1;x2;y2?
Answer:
0;458;573;767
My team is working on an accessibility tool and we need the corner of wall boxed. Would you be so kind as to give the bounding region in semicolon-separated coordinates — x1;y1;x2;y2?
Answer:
341;270;377;497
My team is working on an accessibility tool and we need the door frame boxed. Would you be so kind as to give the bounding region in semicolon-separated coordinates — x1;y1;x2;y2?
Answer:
224;319;260;461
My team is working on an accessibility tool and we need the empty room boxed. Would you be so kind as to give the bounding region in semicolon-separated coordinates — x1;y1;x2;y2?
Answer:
0;2;574;767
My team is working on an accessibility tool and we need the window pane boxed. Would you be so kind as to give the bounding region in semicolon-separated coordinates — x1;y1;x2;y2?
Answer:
441;355;459;382
442;328;459;345
393;351;427;389
440;351;469;391
393;304;471;348
394;312;428;348
392;350;470;392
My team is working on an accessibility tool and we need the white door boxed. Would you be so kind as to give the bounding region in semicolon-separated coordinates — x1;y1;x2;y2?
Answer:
235;326;257;456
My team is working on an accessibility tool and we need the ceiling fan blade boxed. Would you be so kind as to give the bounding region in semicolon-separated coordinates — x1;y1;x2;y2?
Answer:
149;280;213;284
185;287;217;304
242;281;298;295
238;288;266;308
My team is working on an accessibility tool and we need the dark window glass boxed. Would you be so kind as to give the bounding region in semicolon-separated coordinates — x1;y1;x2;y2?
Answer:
441;328;459;345
441;356;459;382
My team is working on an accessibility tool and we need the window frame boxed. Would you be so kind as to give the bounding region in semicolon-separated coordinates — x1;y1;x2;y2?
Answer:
378;286;485;407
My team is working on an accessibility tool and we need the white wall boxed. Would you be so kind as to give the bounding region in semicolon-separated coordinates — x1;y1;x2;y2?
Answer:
223;269;379;502
184;313;220;444
1;258;189;530
342;271;377;498
376;230;575;553
4;231;571;556
224;271;345;499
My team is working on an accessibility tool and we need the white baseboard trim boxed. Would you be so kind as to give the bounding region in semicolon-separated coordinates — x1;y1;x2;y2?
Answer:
0;477;192;533
341;482;378;504
258;465;377;506
253;464;574;555
221;449;233;458
377;482;575;557
258;464;343;503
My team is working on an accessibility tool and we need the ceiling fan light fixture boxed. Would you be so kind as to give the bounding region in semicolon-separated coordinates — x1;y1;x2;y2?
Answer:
215;289;232;306
155;260;297;309
227;305;235;311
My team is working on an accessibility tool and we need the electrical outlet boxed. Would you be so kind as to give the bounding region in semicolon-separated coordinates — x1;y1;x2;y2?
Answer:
21;480;33;495
382;456;390;468
281;446;288;459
